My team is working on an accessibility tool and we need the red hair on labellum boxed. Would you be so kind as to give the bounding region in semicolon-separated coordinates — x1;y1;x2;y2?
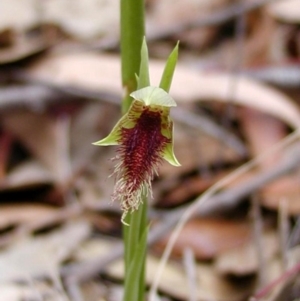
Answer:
112;107;170;221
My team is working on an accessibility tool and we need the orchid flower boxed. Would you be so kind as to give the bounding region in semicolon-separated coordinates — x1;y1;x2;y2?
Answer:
93;86;179;222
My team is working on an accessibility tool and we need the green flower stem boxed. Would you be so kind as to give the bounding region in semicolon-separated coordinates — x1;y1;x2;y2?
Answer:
120;1;147;301
92;2;178;300
119;2;179;300
120;0;145;114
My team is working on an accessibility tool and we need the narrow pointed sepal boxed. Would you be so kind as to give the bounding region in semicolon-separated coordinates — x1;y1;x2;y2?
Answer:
159;41;179;93
162;122;180;166
92;101;142;146
162;142;181;166
92;115;124;146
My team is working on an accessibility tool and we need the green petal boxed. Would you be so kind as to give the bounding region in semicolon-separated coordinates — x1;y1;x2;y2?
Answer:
92;116;123;146
130;86;177;107
92;100;143;146
163;142;181;166
161;121;181;166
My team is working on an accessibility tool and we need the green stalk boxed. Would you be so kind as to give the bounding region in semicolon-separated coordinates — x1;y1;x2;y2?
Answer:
120;1;147;301
120;0;145;114
120;2;179;300
93;2;178;301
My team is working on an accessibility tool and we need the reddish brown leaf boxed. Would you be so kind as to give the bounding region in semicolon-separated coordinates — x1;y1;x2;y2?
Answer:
154;218;251;260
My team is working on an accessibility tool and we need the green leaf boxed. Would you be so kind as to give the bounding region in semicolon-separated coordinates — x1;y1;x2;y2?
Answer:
159;41;179;92
137;37;150;89
130;86;177;107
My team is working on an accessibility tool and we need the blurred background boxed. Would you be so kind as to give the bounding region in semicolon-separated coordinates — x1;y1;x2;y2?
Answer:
0;0;300;300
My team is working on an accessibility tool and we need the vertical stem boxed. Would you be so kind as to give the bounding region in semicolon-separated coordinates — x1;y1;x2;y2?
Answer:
138;196;148;300
120;1;147;301
120;0;145;113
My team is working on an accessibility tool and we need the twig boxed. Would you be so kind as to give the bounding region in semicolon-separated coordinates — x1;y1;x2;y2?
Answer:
62;242;124;293
0;131;12;179
166;0;281;31
288;216;300;248
183;247;198;301
147;0;279;43
0;203;82;248
251;195;267;289
251;262;300;300
0;85;62;110
59;205;120;300
243;65;300;88
278;199;290;270
181;143;300;217
65;279;84;301
172;108;247;157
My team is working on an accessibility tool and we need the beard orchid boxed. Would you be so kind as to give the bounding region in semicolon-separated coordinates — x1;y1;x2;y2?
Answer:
94;38;179;224
93;86;180;223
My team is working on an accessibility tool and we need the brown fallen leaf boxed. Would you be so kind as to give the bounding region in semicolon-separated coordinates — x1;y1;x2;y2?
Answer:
0;283;40;301
0;0;38;32
147;0;231;49
157;169;230;208
70;102;116;169
0;130;13;180
0;0;59;64
237;106;300;215
242;9;276;66
239;107;287;168
215;230;279;276
0;221;90;282
154;218;251;260
159;124;241;179
267;0;300;23
0;31;52;64
1;160;53;190
261;174;300;215
28;52;300;128
0;282;69;301
148;0;231;29
43;0;120;40
2;111;71;183
0;203;58;230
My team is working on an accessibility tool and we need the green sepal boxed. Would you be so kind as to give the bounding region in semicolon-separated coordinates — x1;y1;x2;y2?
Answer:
137;37;150;89
159;41;179;93
130;86;177;107
92;101;142;146
163;142;181;166
92;115;124;146
160;116;180;166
